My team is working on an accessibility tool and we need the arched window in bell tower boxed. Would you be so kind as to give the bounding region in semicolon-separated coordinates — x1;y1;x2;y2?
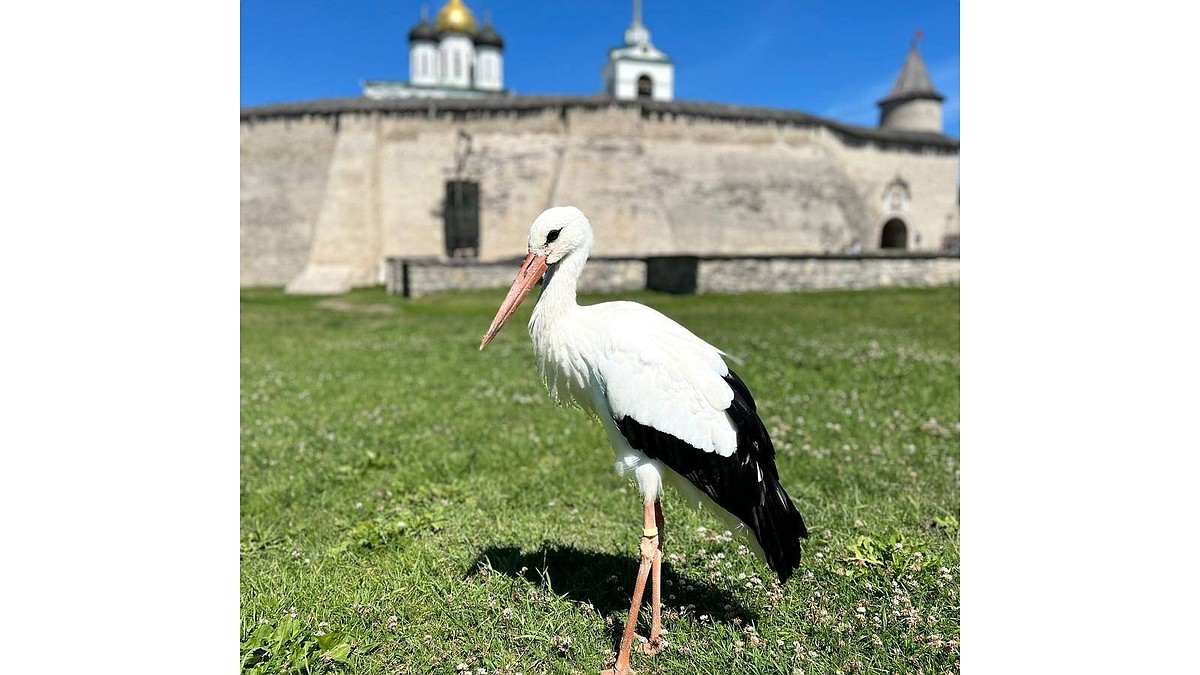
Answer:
637;74;653;100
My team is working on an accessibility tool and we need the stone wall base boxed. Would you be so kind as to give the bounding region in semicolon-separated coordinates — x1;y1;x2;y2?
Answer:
385;255;958;298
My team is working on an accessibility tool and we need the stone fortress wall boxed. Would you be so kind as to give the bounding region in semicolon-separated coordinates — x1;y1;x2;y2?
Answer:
240;97;960;291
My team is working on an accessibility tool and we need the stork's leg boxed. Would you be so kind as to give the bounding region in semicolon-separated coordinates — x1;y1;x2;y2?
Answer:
638;499;665;656
601;500;658;675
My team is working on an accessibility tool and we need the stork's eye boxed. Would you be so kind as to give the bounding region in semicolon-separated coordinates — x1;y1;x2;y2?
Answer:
546;228;562;244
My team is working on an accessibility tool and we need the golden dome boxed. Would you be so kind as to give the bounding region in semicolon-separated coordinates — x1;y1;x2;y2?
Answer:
434;0;478;36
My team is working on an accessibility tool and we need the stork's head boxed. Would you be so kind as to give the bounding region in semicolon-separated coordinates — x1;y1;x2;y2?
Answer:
480;206;593;350
527;205;593;264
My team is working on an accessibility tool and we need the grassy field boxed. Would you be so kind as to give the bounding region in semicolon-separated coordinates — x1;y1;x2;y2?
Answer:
241;286;960;675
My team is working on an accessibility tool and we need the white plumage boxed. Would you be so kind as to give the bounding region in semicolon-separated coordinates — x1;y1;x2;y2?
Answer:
538;298;739;502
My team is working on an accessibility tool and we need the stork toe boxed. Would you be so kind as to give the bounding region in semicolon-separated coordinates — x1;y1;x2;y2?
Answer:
636;635;663;656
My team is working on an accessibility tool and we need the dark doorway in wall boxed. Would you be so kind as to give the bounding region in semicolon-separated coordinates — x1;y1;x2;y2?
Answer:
880;218;908;250
637;75;653;100
444;180;480;258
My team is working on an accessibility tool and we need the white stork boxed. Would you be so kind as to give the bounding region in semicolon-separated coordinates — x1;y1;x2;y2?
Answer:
479;206;808;675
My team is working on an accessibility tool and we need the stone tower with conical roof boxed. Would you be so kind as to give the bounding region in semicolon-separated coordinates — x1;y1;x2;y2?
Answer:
877;37;944;133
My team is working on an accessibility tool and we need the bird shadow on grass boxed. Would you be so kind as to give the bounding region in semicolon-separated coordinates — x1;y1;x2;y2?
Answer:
468;544;759;628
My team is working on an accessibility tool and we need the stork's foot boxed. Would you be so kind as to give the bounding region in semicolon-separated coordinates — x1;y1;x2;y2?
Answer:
636;634;664;656
600;667;636;675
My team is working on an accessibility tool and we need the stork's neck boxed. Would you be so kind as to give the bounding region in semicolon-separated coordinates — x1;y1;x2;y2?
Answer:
532;248;587;326
528;246;593;411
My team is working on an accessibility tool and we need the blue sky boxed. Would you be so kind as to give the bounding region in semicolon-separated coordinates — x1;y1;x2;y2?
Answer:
242;1;959;137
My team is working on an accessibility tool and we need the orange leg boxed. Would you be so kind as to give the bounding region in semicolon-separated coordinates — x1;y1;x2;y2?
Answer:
638;499;665;656
602;500;658;675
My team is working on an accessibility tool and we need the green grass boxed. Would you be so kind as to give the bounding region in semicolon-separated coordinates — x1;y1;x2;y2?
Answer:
241;286;960;675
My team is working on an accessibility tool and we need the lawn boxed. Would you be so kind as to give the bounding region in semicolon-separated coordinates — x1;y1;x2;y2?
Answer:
241;286;960;675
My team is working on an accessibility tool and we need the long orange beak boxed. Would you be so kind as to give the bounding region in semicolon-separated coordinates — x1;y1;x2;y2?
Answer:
479;253;549;350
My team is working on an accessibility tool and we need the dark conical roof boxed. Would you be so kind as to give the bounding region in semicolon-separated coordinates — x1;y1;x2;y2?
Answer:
409;16;437;42
474;19;503;48
878;43;944;105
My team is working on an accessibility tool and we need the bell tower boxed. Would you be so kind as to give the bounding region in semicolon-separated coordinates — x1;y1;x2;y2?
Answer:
604;0;674;101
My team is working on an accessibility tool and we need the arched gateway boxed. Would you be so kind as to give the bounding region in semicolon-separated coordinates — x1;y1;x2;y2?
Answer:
880;218;908;249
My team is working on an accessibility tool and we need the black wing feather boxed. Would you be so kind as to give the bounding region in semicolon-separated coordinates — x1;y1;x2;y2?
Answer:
723;367;758;411
613;368;809;582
